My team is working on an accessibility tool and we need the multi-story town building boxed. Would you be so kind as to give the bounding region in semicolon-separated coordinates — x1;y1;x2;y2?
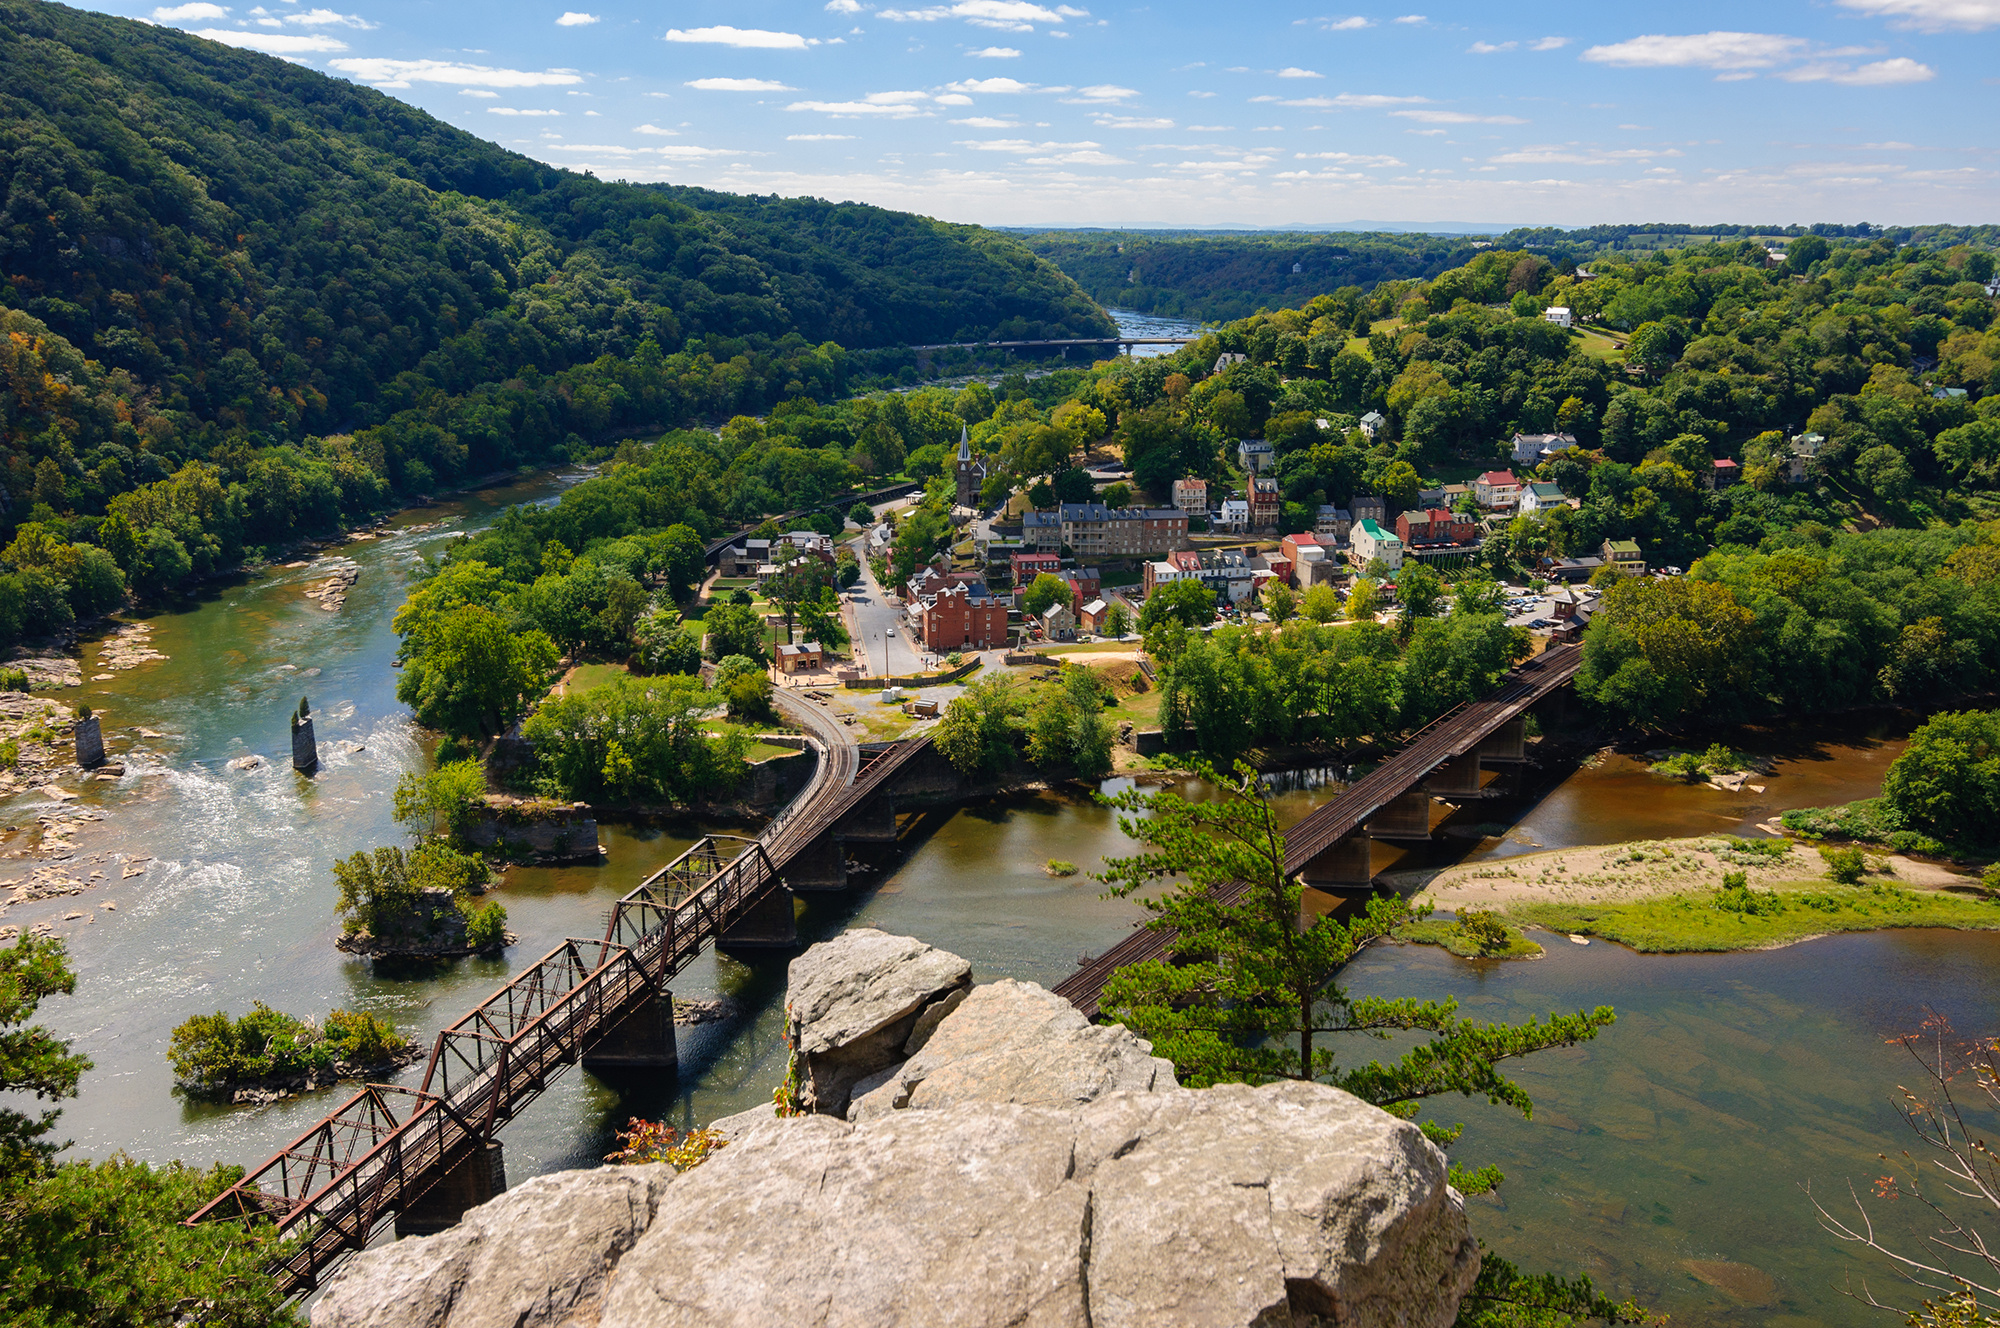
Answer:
919;582;1010;651
1351;518;1404;571
1026;503;1188;557
1249;476;1282;529
1171;477;1209;515
1394;509;1477;548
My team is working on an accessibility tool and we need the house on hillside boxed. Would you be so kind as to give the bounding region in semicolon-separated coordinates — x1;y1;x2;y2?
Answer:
1214;352;1247;373
1237;439;1275;475
1708;458;1741;489
1543;306;1572;329
1601;539;1645;575
1510;431;1577;464
1359;411;1386;440
1351;518;1403;571
1315;505;1353;541
1519;482;1568;515
1474;470;1522;510
1350;494;1386;525
1171;477;1208;515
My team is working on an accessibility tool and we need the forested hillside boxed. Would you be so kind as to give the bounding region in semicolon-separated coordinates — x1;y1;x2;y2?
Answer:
1020;230;1481;324
0;0;1109;641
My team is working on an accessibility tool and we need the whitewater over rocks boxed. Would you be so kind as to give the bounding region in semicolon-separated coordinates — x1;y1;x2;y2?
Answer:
311;929;1480;1328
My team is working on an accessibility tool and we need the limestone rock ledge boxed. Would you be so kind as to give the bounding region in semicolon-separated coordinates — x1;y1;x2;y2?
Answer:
312;932;1480;1328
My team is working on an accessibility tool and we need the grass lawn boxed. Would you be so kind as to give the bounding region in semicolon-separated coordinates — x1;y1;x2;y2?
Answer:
1574;327;1626;362
1108;687;1163;727
1508;882;2000;953
703;719;802;762
556;661;629;695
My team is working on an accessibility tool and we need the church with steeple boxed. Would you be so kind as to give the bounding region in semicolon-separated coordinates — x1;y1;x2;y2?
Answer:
954;425;987;510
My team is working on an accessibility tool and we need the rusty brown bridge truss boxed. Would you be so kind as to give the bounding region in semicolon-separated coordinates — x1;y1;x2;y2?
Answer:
1052;644;1583;1019
189;734;936;1295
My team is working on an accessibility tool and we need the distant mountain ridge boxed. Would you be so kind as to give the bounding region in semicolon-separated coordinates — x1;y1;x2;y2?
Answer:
0;0;1110;445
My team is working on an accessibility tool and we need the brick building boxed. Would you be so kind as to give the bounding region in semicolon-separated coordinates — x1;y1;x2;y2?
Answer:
1394;509;1477;548
919;583;1010;652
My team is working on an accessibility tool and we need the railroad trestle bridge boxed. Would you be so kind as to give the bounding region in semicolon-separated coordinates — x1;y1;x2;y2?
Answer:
191;716;958;1295
1053;643;1584;1018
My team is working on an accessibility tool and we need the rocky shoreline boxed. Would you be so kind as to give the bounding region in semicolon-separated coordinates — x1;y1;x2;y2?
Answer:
186;1044;430;1106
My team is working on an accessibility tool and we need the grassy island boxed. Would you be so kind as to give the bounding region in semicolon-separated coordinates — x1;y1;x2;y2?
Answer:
1392;836;2000;955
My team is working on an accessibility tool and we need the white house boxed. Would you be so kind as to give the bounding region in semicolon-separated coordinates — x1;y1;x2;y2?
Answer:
1543;306;1572;329
1350;518;1403;571
1219;498;1251;531
1511;432;1577;464
1237;439;1275;474
1213;352;1247;373
1474;470;1523;510
1359;410;1387;440
1519;482;1568;515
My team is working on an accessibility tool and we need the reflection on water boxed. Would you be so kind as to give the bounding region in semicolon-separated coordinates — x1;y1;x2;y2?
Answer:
1344;929;2000;1326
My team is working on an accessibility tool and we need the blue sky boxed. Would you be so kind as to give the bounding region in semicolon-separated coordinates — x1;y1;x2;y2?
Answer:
104;0;2000;227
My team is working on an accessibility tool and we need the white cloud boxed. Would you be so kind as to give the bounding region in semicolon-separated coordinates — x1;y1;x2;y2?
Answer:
330;58;585;87
971;46;1021;56
152;3;229;19
1267;92;1430;109
1469;41;1516;53
686;77;797;91
459;89;498;97
1277;67;1322;78
789;98;930;116
1095;114;1173;128
1835;0;2000;30
1530;36;1569;50
1782;56;1936;83
1581;32;1808;70
286;7;372;25
825;0;867;12
788;132;856;139
488;107;562;116
1295;150;1405;165
934;93;975;104
1490;145;1684;164
664;26;811;49
1322;16;1372;29
634;123;678;134
1066;83;1138;101
194;28;346;52
945;76;1037;92
555;12;598;25
1027;149;1127;164
952;115;1018;126
1187;90;1216;98
1393;13;1426;22
1186;123;1232;130
1391;109;1527;123
653;145;743;158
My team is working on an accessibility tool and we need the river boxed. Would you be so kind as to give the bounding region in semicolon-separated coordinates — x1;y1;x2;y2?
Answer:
2;466;1980;1325
1106;306;1205;358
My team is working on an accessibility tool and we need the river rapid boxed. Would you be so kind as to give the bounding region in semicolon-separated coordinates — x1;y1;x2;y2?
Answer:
1;463;1984;1326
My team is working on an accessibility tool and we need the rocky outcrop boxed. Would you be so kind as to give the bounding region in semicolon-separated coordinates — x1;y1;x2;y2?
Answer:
310;932;1481;1328
463;798;603;865
312;1163;675;1328
783;928;973;1116
848;978;1176;1122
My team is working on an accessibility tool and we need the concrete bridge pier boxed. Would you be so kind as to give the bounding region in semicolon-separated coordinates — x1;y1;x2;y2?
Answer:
395;1141;505;1238
718;885;799;950
837;798;900;844
783;835;848;892
1366;788;1435;841
1295;832;1375;891
582;989;678;1077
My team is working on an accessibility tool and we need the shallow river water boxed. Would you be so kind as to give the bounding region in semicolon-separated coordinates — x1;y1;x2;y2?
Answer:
1;467;1984;1325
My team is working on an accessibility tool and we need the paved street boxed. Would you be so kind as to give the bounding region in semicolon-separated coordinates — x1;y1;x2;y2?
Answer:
845;535;924;677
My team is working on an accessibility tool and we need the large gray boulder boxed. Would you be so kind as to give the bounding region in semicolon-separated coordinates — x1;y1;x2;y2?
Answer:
312;1163;675;1328
848;979;1175;1122
785;928;972;1115
600;1080;1478;1328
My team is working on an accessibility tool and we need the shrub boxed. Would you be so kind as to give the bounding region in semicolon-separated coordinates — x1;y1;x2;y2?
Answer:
463;900;508;950
321;1009;412;1067
0;741;16;769
1980;864;2000;899
1456;909;1513;956
1045;859;1079;877
0;667;27;692
1821;845;1867;885
606;1119;728;1171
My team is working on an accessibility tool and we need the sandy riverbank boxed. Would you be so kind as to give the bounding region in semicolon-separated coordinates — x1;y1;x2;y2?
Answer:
1385;836;1975;915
